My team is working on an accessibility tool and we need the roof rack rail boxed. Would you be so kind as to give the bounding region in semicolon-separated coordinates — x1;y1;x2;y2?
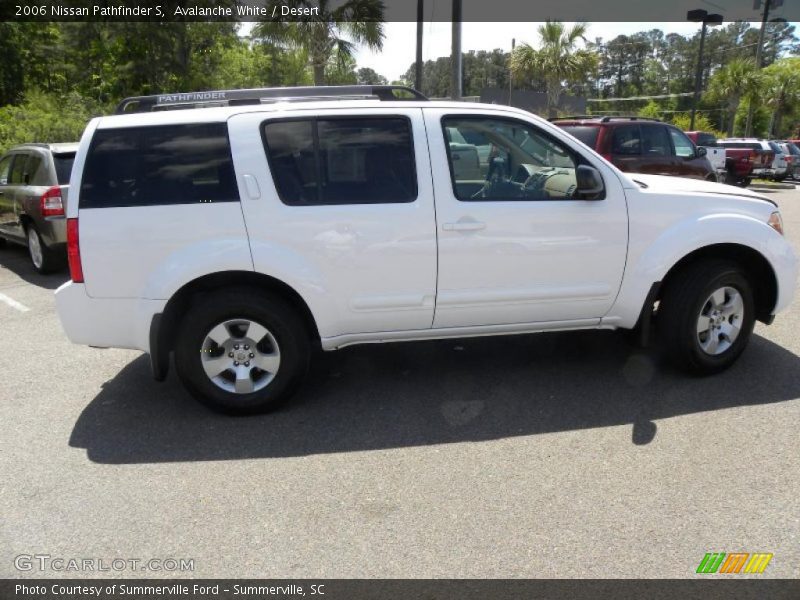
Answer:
599;116;662;123
115;85;428;114
548;115;598;121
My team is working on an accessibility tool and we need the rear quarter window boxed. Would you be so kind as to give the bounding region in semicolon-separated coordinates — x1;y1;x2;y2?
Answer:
80;123;239;208
53;153;75;185
558;125;600;149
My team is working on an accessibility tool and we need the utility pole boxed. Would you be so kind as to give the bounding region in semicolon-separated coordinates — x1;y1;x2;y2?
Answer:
687;10;722;130
415;0;423;92
745;0;782;136
508;38;515;105
450;0;462;100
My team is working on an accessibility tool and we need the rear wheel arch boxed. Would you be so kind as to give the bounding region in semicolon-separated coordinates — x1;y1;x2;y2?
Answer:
150;271;320;381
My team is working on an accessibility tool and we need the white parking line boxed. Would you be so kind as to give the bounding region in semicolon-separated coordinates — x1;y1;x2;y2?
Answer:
0;292;30;312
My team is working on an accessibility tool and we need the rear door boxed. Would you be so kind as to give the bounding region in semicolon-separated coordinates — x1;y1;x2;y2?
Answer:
228;107;437;339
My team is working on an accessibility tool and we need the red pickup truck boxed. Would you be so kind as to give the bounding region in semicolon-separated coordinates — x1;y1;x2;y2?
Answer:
685;132;755;188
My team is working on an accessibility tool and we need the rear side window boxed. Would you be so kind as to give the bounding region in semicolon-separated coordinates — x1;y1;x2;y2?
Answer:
641;125;671;157
80;123;238;208
263;117;417;205
53;153;75;185
611;125;641;155
559;126;600;148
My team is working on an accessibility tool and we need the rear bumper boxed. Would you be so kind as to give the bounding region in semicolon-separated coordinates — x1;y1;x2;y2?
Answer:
54;281;165;353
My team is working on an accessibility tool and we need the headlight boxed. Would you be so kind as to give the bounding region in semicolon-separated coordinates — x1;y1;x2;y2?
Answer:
768;211;784;235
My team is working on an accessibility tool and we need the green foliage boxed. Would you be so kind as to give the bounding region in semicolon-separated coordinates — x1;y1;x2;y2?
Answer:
510;21;598;117
0;91;106;154
357;67;388;86
637;101;662;119
670;113;724;138
252;0;384;85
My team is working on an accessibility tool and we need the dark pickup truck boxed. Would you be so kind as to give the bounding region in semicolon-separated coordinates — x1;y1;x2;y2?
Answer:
685;132;754;188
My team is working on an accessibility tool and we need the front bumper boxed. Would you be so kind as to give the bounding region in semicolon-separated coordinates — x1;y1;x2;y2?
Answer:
55;281;165;353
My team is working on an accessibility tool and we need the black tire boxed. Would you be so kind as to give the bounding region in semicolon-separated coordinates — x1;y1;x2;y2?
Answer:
737;177;751;188
657;260;755;375
26;224;62;274
174;288;310;415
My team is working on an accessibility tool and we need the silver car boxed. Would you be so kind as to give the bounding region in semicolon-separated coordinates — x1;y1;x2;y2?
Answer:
0;143;77;273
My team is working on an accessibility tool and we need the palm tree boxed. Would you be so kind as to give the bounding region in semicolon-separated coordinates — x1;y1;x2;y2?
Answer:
253;0;384;86
706;58;761;137
509;21;598;118
763;58;800;137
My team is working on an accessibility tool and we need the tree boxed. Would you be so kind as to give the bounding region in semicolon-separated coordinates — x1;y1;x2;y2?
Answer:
510;21;598;117
706;58;761;136
252;0;384;85
762;57;800;137
356;67;387;85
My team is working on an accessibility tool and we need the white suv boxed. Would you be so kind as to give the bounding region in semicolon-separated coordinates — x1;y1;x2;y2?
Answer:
56;86;798;414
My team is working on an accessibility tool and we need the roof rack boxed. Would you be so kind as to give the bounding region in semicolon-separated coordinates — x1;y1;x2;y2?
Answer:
115;85;428;114
598;116;662;123
549;115;662;123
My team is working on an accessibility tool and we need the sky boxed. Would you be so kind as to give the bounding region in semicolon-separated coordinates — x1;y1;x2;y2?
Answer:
354;22;704;81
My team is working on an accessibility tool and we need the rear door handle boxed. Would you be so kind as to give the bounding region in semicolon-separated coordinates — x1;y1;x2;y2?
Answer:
442;221;486;232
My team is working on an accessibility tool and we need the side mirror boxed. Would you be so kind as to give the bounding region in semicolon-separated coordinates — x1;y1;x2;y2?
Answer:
696;146;707;158
576;165;605;198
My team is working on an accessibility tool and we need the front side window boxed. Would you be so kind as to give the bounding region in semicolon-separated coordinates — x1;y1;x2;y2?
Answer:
263;117;417;206
0;156;12;185
9;154;29;185
442;116;580;201
80;123;239;209
669;128;696;158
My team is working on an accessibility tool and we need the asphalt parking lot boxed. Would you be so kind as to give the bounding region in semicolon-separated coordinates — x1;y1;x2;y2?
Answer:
1;188;799;579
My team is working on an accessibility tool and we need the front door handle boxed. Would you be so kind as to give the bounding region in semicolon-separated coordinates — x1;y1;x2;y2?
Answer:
442;221;486;232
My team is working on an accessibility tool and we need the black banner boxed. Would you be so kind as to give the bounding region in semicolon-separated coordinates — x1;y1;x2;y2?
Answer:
2;579;800;600
2;0;798;23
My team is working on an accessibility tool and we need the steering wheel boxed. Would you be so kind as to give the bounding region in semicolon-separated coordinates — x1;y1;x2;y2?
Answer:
521;171;549;198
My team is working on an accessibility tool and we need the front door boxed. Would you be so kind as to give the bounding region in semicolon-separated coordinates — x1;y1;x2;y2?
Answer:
423;108;628;329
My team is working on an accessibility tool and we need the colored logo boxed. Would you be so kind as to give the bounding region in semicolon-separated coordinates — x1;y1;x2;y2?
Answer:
696;552;773;574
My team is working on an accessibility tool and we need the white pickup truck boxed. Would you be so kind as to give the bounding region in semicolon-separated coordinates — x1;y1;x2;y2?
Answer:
686;131;727;182
55;85;798;414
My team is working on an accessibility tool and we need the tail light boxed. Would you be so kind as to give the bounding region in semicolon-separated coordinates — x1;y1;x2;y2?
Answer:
40;186;64;217
66;218;84;283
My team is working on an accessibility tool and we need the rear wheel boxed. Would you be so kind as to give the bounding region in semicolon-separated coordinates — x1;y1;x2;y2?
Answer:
26;225;61;274
657;260;755;374
174;288;310;415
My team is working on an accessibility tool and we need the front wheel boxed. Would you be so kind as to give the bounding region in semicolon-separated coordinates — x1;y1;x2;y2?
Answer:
175;289;310;415
657;260;755;374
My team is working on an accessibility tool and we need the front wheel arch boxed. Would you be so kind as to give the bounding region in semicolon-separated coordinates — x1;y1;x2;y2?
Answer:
658;244;777;324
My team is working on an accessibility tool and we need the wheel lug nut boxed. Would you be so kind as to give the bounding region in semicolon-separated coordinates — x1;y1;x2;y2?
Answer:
228;352;234;358
234;344;239;350
244;361;250;367
249;353;254;358
234;361;239;366
244;345;249;350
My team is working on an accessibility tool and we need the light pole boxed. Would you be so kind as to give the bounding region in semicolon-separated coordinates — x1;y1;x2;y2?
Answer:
687;9;723;131
451;0;462;100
